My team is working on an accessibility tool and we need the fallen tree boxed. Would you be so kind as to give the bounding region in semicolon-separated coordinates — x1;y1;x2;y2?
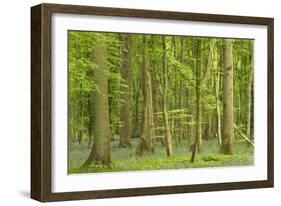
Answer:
234;125;254;147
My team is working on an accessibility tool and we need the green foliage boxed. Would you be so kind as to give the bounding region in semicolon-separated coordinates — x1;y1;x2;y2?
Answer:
68;30;254;172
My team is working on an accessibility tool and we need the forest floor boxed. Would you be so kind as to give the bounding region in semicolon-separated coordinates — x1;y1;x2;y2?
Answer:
68;138;254;174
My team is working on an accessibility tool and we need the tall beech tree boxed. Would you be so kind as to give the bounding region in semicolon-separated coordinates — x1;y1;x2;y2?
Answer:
119;35;133;148
178;36;185;143
136;35;155;156
247;42;254;143
162;36;173;156
191;39;203;163
221;39;234;154
214;45;222;147
151;36;163;145
83;35;111;166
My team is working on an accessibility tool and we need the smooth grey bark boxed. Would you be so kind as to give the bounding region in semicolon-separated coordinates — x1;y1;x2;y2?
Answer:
221;39;234;154
119;35;133;148
83;36;111;166
136;36;154;156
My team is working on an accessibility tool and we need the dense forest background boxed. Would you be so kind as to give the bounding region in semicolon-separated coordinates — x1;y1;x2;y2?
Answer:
68;31;254;174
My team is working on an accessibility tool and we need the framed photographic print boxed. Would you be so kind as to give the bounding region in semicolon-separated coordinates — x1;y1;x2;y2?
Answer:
31;3;274;202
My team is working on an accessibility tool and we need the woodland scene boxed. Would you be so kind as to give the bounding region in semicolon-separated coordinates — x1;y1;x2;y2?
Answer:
68;31;254;174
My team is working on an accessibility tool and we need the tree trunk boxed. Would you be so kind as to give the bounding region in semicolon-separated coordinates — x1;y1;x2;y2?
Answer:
178;80;184;143
78;90;83;145
136;36;154;156
151;36;162;145
215;59;222;147
191;39;203;163
202;39;216;85
178;36;184;143
247;42;254;144
197;40;203;148
83;36;111;167
74;34;84;145
221;39;234;155
87;96;93;148
187;88;194;150
119;35;133;148
172;36;178;145
162;36;173;157
203;39;216;140
188;40;196;150
132;74;141;138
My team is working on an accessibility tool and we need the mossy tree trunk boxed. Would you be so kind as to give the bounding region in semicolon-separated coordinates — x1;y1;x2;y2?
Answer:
83;35;111;167
119;35;133;148
136;36;154;156
221;39;234;154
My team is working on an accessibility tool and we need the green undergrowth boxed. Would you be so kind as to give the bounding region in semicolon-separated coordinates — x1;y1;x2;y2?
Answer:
68;138;254;174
